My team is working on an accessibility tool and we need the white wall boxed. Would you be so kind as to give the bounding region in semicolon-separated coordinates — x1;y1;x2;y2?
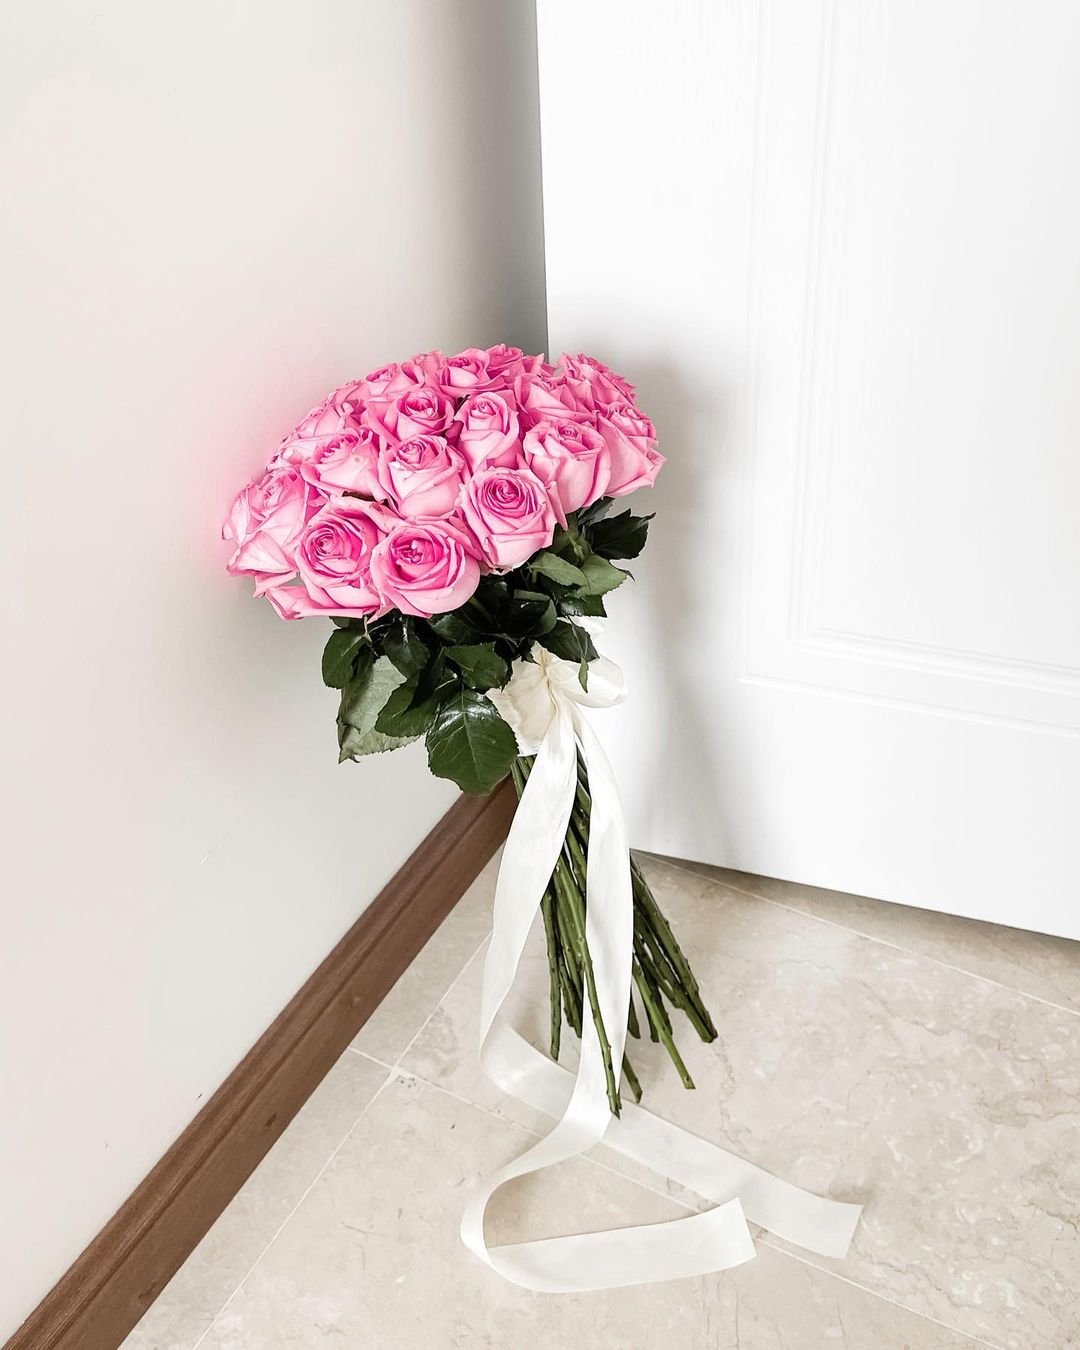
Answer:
0;0;545;1333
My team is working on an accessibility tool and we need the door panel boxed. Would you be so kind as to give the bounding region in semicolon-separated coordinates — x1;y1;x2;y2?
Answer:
536;0;1080;936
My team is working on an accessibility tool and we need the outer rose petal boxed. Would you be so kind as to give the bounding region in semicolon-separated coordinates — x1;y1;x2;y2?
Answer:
264;584;382;622
597;418;666;496
227;532;295;580
513;372;590;430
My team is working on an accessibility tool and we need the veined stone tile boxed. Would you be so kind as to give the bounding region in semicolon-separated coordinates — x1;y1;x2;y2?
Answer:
401;855;1080;1349
667;855;1080;1017
198;1073;980;1350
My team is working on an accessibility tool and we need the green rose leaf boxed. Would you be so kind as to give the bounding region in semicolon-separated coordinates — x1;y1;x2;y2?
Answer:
338;723;417;762
338;656;406;737
576;497;615;527
499;590;557;640
558;591;607;619
374;677;453;739
537;619;598;667
382;616;432;678
576;553;629;596
425;690;519;795
587;509;652;560
322;628;370;689
547;525;577;558
444;643;510;692
537;617;599;692
529;551;588;589
425;612;475;644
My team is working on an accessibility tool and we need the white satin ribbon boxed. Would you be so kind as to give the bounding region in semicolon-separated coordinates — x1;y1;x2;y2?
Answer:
460;650;861;1291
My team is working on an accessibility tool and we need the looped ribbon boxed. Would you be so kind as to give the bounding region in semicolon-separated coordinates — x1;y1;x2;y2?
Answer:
460;650;861;1292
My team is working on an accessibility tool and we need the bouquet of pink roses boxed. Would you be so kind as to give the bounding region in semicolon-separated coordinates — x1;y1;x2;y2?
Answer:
223;345;715;1111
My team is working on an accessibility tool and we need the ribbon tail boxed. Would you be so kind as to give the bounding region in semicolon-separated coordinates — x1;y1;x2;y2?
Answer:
461;655;862;1291
461;694;765;1292
483;1020;862;1262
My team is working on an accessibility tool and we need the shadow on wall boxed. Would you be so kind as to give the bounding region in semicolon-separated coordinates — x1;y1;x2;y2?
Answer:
632;359;742;857
549;339;751;861
448;0;548;351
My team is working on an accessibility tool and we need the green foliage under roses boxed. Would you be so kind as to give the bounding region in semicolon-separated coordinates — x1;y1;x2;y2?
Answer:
329;499;652;794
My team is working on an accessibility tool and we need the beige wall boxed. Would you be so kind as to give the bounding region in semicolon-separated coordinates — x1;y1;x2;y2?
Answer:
0;0;545;1332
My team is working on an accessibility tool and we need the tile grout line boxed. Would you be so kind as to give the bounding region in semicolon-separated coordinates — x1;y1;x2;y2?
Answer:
654;856;1080;1021
349;1055;999;1350
189;1059;399;1349
389;929;492;1071
351;1046;709;1216
189;924;494;1349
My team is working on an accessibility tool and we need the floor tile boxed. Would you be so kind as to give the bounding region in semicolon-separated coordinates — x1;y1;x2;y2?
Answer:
401;856;1080;1349
350;853;499;1065
197;1073;979;1350
122;1052;388;1350
669;857;1080;1016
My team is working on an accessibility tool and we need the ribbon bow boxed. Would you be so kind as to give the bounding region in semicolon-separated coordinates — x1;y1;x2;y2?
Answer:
460;651;861;1291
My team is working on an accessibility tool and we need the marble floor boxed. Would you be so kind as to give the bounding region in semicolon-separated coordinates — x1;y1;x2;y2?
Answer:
123;854;1080;1350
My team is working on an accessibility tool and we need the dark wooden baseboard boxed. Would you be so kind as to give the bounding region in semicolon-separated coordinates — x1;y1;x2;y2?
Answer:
4;783;515;1350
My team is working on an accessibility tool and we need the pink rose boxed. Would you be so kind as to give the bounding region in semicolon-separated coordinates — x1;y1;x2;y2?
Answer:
362;361;422;404
461;465;557;569
484;343;533;381
437;347;502;396
291;399;347;441
370;521;481;618
596;401;665;496
291;380;367;440
222;464;318;587
513;370;586;430
377;435;466;518
373;386;456;442
402;350;444;384
294;498;391;616
294;428;387;498
522;419;610;524
453;392;522;470
328;379;367;425
263;582;373;621
560;353;636;410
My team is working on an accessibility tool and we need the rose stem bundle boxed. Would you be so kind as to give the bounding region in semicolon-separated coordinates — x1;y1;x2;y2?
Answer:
510;754;718;1116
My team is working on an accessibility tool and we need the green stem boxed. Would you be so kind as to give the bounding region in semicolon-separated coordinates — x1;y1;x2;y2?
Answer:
571;771;716;1043
552;855;621;1115
634;918;715;1043
630;857;716;1040
512;759;563;1060
633;960;696;1090
515;752;715;1106
554;901;583;1034
540;892;562;1061
627;992;641;1039
621;1053;642;1102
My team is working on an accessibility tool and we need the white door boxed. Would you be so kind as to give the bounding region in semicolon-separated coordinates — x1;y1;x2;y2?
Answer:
536;0;1080;938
